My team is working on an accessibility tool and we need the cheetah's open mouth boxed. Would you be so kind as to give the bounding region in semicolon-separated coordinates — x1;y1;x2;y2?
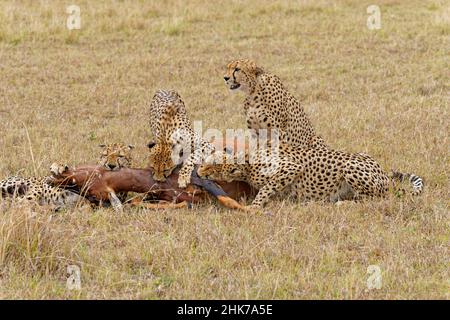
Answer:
230;83;240;90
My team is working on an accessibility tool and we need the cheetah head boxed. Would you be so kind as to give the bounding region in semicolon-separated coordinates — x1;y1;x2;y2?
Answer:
198;151;245;183
98;143;134;171
49;163;69;177
224;59;264;94
147;141;185;182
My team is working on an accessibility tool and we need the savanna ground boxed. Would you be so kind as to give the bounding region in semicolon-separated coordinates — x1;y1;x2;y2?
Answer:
0;0;448;299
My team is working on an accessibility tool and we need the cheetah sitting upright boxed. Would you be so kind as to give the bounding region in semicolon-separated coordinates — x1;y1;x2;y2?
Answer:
223;59;327;149
147;89;214;188
198;144;424;211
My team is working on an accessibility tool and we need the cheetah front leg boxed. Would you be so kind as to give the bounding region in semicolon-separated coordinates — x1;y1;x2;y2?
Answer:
248;163;303;211
243;184;285;214
248;182;280;210
178;146;213;188
178;161;195;188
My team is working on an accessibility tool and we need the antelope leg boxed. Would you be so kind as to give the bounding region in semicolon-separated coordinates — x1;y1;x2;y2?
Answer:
216;195;247;211
108;191;124;212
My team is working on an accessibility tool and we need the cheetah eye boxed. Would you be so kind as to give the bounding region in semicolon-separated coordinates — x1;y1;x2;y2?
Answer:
230;168;239;174
234;68;240;72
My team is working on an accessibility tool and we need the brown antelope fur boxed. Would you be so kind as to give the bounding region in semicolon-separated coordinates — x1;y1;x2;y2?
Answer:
49;164;256;211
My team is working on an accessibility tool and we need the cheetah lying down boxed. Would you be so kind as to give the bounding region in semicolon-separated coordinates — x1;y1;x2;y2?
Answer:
0;143;134;211
0;174;86;210
198;143;424;211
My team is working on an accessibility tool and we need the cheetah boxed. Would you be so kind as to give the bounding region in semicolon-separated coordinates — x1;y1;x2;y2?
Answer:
0;171;86;210
49;162;125;212
198;144;424;211
147;89;214;188
98;143;134;171
0;143;135;212
96;143;135;210
223;59;327;150
45;143;135;212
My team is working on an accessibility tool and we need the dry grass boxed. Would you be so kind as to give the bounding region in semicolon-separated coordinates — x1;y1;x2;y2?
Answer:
0;0;448;299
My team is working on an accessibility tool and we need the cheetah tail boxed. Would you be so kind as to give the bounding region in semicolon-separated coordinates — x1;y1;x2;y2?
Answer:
390;170;424;195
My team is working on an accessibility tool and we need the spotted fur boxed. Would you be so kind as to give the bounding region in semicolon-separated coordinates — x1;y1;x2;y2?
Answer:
0;174;85;210
97;143;134;207
148;89;214;187
224;59;327;149
390;171;424;196
198;144;423;209
98;143;134;171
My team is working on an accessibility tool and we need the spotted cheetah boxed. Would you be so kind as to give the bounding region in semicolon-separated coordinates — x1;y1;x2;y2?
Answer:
97;143;135;209
0;171;86;210
224;59;327;149
0;143;134;211
148;89;214;188
198;144;423;211
50;162;128;212
98;143;134;200
98;143;134;171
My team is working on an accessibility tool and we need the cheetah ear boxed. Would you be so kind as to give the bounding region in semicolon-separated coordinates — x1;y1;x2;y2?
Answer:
147;141;156;149
245;59;263;76
244;59;256;68
98;144;106;148
254;66;264;76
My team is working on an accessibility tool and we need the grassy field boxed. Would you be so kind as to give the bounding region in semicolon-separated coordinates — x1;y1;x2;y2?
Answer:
0;0;448;299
